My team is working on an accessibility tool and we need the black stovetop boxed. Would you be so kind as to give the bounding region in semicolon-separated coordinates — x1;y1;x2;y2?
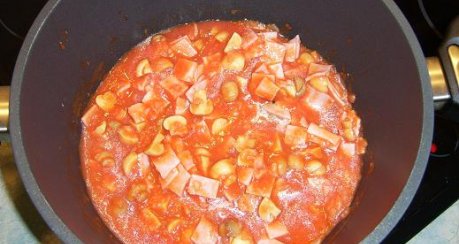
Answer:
1;0;458;242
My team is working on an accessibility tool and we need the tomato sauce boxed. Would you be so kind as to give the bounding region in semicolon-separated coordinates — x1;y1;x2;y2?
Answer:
80;20;367;244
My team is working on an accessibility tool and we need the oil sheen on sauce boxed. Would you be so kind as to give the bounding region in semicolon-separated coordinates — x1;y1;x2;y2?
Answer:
80;20;367;244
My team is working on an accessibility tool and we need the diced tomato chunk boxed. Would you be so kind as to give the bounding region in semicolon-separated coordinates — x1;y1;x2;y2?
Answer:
174;58;198;83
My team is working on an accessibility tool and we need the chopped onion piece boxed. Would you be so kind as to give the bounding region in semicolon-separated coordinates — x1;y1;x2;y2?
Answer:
81;105;101;126
307;123;341;149
253;63;269;74
264;41;286;63
159;167;179;189
259;32;277;40
167;165;191;196
152;147;181;179
284;35;300;62
263;103;291;121
284;125;308;148
241;28;258;49
128;103;149;124
170;35;197;57
268;63;285;79
175;97;190;114
177;150;195;170
306;63;332;81
255;77;280;101
191;217;218;244
265;220;289;239
340;142;356;157
160;75;189;99
301;86;334;112
187;174;220;199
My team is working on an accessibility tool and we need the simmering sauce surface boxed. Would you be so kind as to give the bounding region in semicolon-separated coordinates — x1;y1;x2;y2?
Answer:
80;21;367;244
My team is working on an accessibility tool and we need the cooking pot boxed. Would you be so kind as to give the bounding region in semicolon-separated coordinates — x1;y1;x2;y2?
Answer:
3;0;459;242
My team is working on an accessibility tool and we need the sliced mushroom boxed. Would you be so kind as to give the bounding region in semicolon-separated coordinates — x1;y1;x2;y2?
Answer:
151;57;174;73
122;151;138;176
95;91;117;112
94;121;107;135
190;90;214;115
163;115;188;136
221;81;239;102
128;182;148;202
145;133;165;156
136;58;153;77
118;125;139;145
209;158;236;179
212;118;230;136
305;160;326;176
94;151;114;167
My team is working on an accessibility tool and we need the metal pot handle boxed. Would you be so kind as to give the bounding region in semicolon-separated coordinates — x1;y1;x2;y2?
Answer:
0;86;9;133
428;16;459;119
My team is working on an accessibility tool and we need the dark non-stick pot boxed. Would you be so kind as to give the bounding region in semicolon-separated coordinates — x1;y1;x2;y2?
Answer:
8;0;435;243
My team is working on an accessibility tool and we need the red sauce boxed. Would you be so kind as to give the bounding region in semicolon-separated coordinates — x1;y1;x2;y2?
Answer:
80;20;367;244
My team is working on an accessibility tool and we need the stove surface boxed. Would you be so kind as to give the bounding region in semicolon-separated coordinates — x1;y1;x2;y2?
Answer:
0;0;458;243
